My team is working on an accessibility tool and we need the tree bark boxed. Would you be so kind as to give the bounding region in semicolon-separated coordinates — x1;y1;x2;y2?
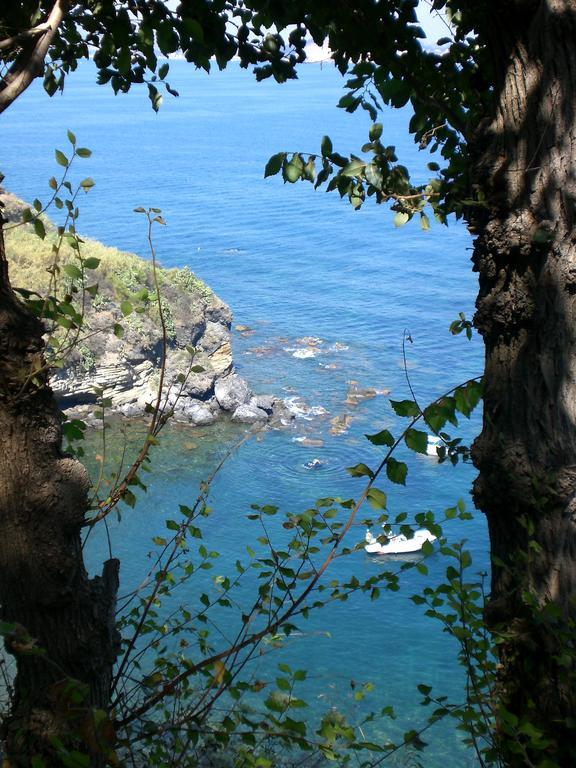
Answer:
470;2;576;763
0;0;69;115
0;214;120;765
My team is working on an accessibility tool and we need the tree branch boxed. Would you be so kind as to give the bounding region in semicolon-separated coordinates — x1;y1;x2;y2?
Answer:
0;23;52;53
0;0;69;114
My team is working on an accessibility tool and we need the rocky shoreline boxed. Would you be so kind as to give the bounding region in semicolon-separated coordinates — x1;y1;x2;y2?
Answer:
2;190;291;429
59;368;293;429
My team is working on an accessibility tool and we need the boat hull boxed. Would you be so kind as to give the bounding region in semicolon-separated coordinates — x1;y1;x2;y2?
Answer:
364;529;436;556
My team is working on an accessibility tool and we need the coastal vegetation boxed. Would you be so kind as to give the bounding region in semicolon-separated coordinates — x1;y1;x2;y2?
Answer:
1;1;576;767
3;190;286;427
3;192;215;337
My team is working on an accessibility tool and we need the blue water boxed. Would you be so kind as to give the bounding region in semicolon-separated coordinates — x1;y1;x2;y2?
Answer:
2;62;485;765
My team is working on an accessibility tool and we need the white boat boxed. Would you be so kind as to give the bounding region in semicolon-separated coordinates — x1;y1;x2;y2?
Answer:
364;528;437;555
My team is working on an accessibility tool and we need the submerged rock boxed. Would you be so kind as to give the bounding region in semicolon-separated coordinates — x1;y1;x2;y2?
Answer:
330;413;353;436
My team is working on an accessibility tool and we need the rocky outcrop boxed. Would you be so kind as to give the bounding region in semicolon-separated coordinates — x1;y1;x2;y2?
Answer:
2;191;291;428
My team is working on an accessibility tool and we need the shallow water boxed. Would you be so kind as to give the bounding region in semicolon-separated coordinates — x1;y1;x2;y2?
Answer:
2;61;485;765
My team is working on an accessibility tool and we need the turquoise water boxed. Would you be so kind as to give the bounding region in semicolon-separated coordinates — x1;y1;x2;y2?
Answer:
2;62;485;765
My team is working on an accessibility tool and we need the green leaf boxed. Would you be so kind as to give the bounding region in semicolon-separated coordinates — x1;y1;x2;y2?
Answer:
366;429;395;447
421;539;434;556
159;21;180;54
33;218;46;240
390;399;420;417
113;323;124;338
63;263;82;280
369;123;383;140
346;463;375;479
386;458;407;485
120;300;133;316
158;62;169;80
341;158;366;177
148;84;163;112
80;177;95;190
367;487;387;510
276;677;291;691
83;257;100;270
56;315;73;329
55;149;69;167
321;135;333;156
67;129;76;145
420;212;430;231
365;163;384;189
394;211;410;227
329;152;348;168
303;158;315;181
283;155;304;183
405;428;428;454
264;152;286;178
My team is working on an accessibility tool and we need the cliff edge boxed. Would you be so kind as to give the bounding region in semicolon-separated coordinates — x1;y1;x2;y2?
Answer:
1;191;289;427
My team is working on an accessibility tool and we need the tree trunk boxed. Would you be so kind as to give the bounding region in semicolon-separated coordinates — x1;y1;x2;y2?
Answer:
0;214;120;765
470;2;576;763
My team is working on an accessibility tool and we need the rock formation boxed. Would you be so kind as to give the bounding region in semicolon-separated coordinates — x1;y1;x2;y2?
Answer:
1;191;290;428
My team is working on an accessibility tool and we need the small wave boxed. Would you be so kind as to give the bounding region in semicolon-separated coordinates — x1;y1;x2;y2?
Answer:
295;336;324;346
283;338;349;359
284;396;329;420
289;348;319;359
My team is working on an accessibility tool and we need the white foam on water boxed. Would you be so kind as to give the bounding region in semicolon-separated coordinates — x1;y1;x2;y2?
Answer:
283;396;329;420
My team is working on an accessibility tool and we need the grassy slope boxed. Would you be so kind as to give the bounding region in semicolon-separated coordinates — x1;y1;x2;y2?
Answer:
2;193;228;372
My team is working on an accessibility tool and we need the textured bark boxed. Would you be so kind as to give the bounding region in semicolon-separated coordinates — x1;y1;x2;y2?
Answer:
470;1;576;763
0;0;69;115
0;215;120;764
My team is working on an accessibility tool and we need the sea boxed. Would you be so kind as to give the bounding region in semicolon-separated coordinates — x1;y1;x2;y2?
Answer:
2;61;486;766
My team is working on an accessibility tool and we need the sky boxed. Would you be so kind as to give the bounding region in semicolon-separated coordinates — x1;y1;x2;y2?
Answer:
417;1;452;44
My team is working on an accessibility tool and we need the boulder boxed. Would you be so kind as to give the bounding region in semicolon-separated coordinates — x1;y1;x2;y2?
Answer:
118;402;142;418
215;374;252;411
208;341;233;376
250;395;275;413
180;401;218;426
268;400;296;428
231;403;268;424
